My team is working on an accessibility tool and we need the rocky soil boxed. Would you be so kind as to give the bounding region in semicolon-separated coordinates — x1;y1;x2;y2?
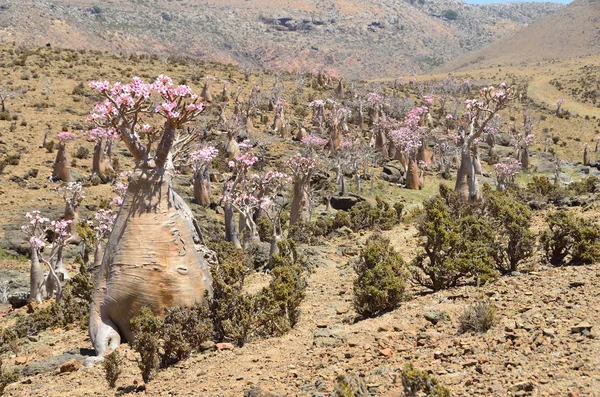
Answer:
3;231;600;396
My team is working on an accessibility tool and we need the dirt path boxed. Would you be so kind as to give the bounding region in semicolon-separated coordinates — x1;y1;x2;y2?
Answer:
528;76;600;119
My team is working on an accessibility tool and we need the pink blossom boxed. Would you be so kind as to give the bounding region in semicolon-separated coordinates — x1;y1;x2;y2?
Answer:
56;132;77;143
301;135;328;151
189;146;219;172
29;236;45;249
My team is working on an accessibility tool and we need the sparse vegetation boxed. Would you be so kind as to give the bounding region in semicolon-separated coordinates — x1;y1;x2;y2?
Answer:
458;300;497;334
540;210;600;266
102;351;123;389
353;234;408;317
400;363;451;397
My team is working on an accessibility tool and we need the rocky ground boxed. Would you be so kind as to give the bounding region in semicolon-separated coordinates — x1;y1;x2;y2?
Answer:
3;229;600;396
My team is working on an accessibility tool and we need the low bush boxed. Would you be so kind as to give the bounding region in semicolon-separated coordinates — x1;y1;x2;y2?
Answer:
255;239;307;336
161;304;212;367
74;146;89;159
458;300;496;334
353;234;408;317
102;350;122;389
130;307;162;383
334;372;369;396
411;196;498;291
400;363;451;397
485;191;535;273
540;209;600;266
0;359;20;395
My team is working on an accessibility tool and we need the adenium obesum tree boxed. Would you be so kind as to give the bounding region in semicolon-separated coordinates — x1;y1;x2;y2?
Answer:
22;211;72;303
189;145;218;206
52;132;76;182
222;153;290;251
493;158;521;192
84;75;213;364
54;182;85;245
85;127;118;183
288;154;316;225
455;84;515;202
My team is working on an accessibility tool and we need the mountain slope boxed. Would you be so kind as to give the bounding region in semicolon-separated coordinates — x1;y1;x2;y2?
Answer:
439;0;600;72
0;0;563;78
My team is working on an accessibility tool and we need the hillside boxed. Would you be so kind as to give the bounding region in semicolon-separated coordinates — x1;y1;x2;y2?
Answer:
439;0;600;72
0;0;563;79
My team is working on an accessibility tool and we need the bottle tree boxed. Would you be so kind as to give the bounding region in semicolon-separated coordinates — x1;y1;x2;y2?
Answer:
85;76;213;364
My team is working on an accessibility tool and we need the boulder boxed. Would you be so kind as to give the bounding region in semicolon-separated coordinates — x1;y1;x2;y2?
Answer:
330;195;364;211
381;161;405;183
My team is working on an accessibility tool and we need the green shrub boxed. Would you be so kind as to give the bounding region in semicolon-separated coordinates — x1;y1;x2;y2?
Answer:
72;82;86;96
74;146;89;159
0;359;20;395
334;372;369;396
411;196;497;290
129;307;162;383
256;216;273;242
485;192;535;273
458;300;496;334
568;176;599;195
332;210;351;229
400;363;451;397
540;210;600;266
256;240;307;335
348;197;401;232
442;9;458;20
353;234;408;317
102;350;122;389
208;241;255;346
161;304;212;367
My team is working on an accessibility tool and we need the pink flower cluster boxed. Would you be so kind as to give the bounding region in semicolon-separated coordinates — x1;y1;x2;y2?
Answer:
309;99;325;108
389;127;422;155
88;75;206;123
55;132;77;143
287;154;316;176
189;145;219;172
55;182;85;205
85;127;119;141
494;158;521;187
49;219;72;240
301;135;327;151
238;140;253;151
367;92;383;105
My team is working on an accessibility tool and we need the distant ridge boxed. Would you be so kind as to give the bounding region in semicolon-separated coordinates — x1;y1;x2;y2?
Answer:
438;0;600;72
0;0;563;78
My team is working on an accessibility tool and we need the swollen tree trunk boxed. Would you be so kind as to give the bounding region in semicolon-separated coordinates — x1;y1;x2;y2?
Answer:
521;146;530;170
455;143;480;202
64;202;81;244
328;121;341;152
375;128;388;157
226;135;240;159
406;158;420;190
584;145;590;166
52;142;71;182
296;127;308;142
224;202;241;249
201;82;213;102
87;169;213;364
92;139;114;183
473;142;483;175
193;168;211;206
29;247;45;303
290;179;310;225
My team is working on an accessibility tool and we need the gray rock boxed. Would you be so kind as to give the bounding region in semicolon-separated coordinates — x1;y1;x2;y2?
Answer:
22;350;88;377
423;311;450;325
330;195;364;211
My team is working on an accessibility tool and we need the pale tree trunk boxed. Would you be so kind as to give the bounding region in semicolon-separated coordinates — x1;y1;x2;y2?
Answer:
353;161;361;195
375;128;388;157
29;247;45;303
406;158;420;190
193;168;211;206
290;178;310;225
224;202;241;249
328;120;341;152
87;169;213;364
52;142;71;182
92;139;114;183
473;142;483;175
521;146;530;170
488;144;498;165
583;145;590;166
296;127;308;142
201;82;213;102
226;135;240;159
455;142;480;202
64;202;81;244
